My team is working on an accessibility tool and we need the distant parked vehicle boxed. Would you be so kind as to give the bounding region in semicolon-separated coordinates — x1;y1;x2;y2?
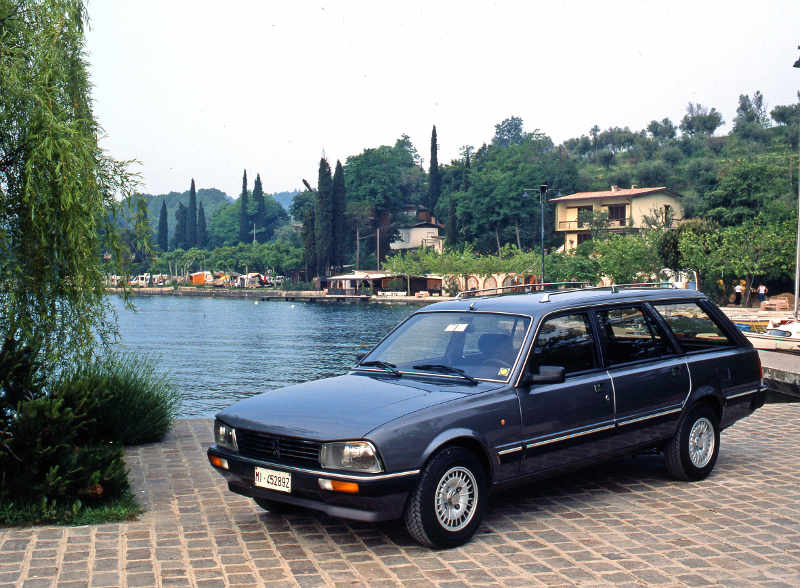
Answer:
209;284;765;547
744;319;800;353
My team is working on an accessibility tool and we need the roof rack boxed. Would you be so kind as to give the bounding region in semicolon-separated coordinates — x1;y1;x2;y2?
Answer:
456;281;589;299
538;281;676;303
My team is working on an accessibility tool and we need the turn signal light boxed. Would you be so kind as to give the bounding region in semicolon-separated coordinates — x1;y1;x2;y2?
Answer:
209;455;229;470
318;479;359;494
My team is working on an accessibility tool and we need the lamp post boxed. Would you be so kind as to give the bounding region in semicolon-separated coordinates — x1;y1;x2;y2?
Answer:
794;46;800;318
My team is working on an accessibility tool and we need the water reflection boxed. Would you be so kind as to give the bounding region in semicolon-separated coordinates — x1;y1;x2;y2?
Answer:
111;296;415;417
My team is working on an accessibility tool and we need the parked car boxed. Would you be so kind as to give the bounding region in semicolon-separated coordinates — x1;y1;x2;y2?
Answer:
208;286;765;548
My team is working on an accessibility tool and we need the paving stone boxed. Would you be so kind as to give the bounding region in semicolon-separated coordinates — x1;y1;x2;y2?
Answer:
4;409;800;586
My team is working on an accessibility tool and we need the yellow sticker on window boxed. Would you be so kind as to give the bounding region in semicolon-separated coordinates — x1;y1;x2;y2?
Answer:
498;368;509;376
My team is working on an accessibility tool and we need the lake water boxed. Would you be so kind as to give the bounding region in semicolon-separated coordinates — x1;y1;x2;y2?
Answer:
111;296;416;417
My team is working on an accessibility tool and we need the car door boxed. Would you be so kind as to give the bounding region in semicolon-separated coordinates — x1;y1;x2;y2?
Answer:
594;304;690;451
517;311;615;476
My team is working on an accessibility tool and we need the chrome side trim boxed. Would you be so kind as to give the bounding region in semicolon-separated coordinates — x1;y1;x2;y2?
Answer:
525;423;615;449
683;359;693;406
220;453;420;481
497;446;523;456
607;369;617;414
727;388;760;400
617;407;682;427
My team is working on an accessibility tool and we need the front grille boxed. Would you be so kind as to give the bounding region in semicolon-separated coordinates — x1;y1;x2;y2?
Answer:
236;429;321;468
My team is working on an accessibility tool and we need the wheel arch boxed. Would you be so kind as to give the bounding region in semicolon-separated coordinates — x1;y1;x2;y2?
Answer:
686;386;723;423
420;429;494;481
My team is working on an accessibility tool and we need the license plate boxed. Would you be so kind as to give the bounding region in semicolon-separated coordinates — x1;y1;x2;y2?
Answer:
254;467;291;493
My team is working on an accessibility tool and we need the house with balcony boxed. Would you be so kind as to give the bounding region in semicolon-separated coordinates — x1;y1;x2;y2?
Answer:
389;205;445;254
551;185;684;252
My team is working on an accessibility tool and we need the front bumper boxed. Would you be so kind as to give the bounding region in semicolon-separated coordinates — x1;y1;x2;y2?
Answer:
207;446;419;522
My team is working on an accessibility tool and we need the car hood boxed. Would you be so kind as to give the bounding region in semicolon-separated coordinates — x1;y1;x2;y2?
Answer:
216;373;499;440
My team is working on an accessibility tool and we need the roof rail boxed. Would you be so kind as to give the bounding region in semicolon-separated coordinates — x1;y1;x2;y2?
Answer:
456;281;589;299
539;281;675;303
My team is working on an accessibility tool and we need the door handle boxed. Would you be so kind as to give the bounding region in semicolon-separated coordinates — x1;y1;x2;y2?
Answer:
594;383;610;404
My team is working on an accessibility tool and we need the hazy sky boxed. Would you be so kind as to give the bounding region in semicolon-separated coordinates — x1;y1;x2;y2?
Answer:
86;0;800;198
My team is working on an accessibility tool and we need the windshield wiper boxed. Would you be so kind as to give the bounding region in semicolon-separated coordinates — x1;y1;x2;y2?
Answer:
357;360;401;376
412;364;478;385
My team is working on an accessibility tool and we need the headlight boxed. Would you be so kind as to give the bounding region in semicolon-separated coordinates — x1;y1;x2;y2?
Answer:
320;441;383;473
214;420;238;452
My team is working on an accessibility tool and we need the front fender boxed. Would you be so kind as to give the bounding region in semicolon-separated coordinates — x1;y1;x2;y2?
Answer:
418;428;495;479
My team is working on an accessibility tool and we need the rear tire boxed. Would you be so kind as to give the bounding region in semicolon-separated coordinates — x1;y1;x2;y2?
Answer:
665;404;720;481
404;446;487;548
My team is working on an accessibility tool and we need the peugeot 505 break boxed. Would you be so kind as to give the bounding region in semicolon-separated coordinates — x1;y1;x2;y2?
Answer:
208;286;765;547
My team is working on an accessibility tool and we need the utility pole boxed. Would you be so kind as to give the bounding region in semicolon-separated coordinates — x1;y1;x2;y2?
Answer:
539;184;547;285
253;222;256;244
793;46;800;318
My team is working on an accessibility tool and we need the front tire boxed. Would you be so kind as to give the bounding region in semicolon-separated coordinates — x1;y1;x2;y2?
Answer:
665;404;720;481
404;446;487;548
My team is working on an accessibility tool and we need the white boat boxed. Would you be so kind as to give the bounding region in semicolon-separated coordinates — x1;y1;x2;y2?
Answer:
744;319;800;353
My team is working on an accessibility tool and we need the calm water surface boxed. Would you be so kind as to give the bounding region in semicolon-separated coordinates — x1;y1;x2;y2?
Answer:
112;296;415;417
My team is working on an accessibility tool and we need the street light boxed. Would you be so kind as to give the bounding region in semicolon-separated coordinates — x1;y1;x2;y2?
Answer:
522;185;549;284
793;46;800;318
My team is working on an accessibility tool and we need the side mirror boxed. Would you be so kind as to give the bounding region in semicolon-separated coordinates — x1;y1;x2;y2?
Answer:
528;365;565;385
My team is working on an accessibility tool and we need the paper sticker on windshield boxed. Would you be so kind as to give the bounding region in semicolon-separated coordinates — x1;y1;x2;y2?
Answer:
497;367;510;376
445;323;469;332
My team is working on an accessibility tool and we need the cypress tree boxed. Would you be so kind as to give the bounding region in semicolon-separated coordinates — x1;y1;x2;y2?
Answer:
253;173;266;243
331;161;346;268
197;202;207;248
157;199;168;251
447;196;457;246
302;205;317;279
238;169;249;243
428;125;441;211
187;178;197;247
314;158;333;276
173;202;187;250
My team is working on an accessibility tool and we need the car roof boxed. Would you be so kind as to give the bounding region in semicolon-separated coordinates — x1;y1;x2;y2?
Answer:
418;288;707;317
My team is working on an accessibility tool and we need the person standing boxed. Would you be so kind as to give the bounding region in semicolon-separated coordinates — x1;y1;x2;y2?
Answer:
757;283;768;303
734;282;743;306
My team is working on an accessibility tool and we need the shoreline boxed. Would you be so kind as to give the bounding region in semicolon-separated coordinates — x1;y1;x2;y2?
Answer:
106;287;449;304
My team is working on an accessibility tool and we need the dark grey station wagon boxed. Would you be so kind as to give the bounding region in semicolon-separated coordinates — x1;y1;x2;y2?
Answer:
208;286;765;548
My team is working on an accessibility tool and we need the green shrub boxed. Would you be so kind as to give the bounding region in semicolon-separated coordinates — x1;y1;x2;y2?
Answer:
0;340;177;525
55;352;180;445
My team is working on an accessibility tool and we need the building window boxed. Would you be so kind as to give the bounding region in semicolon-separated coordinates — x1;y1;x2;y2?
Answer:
608;204;626;222
576;206;593;226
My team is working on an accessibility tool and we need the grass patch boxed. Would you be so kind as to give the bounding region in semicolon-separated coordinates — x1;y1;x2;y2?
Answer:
0;491;142;526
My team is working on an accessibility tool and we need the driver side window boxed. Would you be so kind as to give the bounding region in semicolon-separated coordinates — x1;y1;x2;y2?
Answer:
532;313;597;374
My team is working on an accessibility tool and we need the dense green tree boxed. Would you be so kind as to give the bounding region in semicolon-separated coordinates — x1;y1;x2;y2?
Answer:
679;103;724;136
0;0;140;365
315;159;334;275
157;199;169;251
290;190;317;277
428;125;441;211
253;174;266;242
187;179;197;247
172;203;187;250
238;170;249;243
331;161;347;268
492;116;525;147
207;196;287;248
197;203;207;248
647;118;677;142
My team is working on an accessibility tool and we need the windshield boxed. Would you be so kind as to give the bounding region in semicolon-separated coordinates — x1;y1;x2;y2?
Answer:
361;312;530;381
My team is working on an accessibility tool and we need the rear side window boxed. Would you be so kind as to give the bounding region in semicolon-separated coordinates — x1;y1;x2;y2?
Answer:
533;313;597;374
596;306;670;365
652;302;736;351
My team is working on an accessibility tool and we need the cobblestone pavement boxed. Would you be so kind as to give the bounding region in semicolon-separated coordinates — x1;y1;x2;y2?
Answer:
3;404;800;587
